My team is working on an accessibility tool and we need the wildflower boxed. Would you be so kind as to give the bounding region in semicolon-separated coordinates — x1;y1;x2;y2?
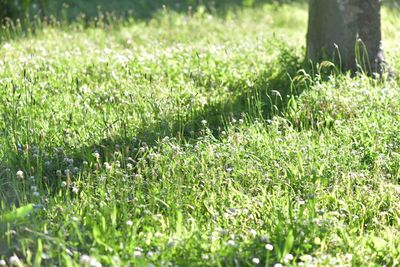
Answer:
93;152;100;159
9;255;21;266
274;264;283;267
89;258;102;267
126;220;133;226
0;259;6;266
61;181;67;188
64;169;70;176
104;162;112;171
227;240;236;247
79;255;91;265
127;163;133;170
146;251;154;257
16;170;24;179
33;192;40;197
72;187;79;194
300;254;312;262
249;229;257;237
31;186;38;191
252;258;260;264
133;251;142;257
265;244;273;251
284;254;294;263
202;254;209;260
201;120;207;125
56;170;62;177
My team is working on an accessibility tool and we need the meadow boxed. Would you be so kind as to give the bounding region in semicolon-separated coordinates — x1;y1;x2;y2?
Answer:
1;2;400;266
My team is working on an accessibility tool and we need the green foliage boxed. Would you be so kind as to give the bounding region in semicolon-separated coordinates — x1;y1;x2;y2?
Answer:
0;2;400;267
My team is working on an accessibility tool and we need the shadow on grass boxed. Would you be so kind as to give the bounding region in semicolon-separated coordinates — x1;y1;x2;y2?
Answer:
43;0;307;22
78;48;307;159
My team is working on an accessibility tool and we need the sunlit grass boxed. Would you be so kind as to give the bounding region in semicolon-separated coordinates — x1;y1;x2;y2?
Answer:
0;3;400;267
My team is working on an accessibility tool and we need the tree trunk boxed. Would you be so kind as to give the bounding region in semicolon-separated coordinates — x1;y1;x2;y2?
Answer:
307;0;384;74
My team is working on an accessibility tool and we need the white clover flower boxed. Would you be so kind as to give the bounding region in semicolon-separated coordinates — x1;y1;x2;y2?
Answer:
252;258;260;264
202;254;209;260
300;254;312;262
56;170;62;177
126;220;133;226
249;229;257;237
9;255;21;266
0;259;6;266
284;254;294;263
127;163;133;170
274;264;283;267
16;170;24;179
72;187;79;194
146;251;154;257
265;244;273;251
33;192;40;197
133;251;142;257
89;258;102;267
227;240;236;247
104;162;112;171
79;254;91;265
93;152;100;159
61;181;67;188
201;120;207;125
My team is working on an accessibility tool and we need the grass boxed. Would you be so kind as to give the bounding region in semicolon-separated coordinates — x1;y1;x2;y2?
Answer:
0;2;400;266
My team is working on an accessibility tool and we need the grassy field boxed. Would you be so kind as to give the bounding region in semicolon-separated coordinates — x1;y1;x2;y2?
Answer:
1;2;400;266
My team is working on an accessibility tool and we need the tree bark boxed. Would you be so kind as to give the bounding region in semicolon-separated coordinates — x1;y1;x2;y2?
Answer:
307;0;384;74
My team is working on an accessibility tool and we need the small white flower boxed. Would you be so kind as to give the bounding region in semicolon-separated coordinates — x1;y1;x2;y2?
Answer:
61;181;67;188
146;251;154;257
0;259;6;266
201;120;207;125
79;254;91;265
31;186;38;191
104;162;112;171
89;258;102;267
265;244;273;251
72;187;79;194
93;152;100;159
227;240;236;247
249;229;257;237
127;163;133;170
16;170;24;179
284;253;294;263
33;192;40;197
300;254;312;262
126;220;133;226
274;264;283;267
252;258;260;264
9;255;22;266
154;232;163;238
133;251;142;257
202;254;209;260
